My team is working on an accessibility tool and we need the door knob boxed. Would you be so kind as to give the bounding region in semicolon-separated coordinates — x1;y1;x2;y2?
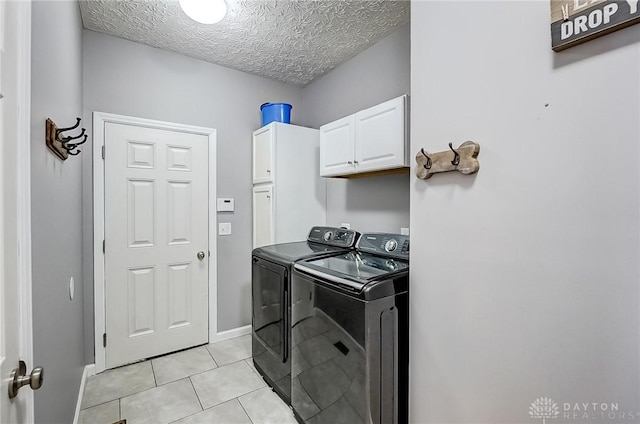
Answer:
197;251;206;261
8;360;44;399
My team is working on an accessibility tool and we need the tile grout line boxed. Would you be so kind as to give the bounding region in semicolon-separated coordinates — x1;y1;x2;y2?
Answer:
187;353;254;381
188;376;205;411
236;384;272;405
206;335;252;366
204;344;220;368
80;398;119;412
150;359;158;387
236;385;297;423
236;392;257;424
195;379;269;414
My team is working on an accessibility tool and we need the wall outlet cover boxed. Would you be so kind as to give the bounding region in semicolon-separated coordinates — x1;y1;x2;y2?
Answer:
219;222;232;235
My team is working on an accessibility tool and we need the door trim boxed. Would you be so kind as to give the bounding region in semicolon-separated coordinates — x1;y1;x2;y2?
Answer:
16;0;34;420
93;112;217;373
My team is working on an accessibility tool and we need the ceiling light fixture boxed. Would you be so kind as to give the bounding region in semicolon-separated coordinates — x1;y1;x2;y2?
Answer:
179;0;227;24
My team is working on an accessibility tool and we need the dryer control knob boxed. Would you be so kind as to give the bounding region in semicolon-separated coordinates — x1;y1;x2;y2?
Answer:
323;231;333;242
385;239;398;252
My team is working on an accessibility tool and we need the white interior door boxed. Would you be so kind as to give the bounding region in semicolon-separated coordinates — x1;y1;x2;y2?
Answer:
104;122;209;368
1;1;33;422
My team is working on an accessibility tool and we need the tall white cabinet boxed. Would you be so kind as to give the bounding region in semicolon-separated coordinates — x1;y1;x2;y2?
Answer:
252;122;326;248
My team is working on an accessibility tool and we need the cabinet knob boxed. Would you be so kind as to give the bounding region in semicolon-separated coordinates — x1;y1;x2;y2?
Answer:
266;169;271;173
347;161;353;165
353;160;359;165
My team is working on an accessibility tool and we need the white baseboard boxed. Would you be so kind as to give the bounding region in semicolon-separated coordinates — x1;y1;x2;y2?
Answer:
73;364;96;424
209;324;251;343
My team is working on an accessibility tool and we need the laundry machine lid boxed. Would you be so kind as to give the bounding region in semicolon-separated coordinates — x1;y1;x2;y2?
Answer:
254;241;347;263
294;251;408;291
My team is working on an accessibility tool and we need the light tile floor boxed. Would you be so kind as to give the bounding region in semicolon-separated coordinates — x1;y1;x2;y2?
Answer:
78;334;298;424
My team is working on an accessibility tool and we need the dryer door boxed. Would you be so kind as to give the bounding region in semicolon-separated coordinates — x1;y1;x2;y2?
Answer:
252;256;287;360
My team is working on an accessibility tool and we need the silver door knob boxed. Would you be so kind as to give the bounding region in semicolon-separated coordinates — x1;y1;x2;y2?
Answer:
8;360;44;399
197;251;206;261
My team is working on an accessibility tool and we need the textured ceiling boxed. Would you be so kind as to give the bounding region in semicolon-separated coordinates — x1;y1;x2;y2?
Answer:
79;0;410;86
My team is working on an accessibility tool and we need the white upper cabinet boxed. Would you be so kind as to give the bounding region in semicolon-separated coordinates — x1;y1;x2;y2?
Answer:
320;95;408;177
355;96;406;173
319;115;355;177
253;126;274;184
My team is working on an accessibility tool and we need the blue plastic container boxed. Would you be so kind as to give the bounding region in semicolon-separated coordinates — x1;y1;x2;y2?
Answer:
260;102;292;126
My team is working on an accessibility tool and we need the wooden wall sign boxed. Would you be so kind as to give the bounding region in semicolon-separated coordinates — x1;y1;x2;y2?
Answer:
551;0;640;51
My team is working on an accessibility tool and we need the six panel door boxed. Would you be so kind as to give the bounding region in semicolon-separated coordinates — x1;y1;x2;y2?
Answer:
104;123;209;368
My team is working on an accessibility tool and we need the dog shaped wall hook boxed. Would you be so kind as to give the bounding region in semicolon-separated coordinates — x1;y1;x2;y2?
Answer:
415;141;480;180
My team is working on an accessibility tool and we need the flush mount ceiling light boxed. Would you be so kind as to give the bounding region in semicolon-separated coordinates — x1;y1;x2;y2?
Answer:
179;0;227;24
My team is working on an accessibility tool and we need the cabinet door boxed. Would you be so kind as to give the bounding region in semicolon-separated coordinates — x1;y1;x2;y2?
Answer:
253;125;274;184
253;185;274;248
319;115;355;177
354;95;407;173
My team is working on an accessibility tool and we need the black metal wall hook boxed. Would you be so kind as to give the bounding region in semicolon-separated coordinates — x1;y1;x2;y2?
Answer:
420;148;432;170
46;117;87;160
60;127;86;143
64;133;88;154
55;117;81;138
448;142;460;166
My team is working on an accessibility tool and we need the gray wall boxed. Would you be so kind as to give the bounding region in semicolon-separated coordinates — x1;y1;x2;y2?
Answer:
300;24;410;233
31;1;85;423
410;2;640;423
82;30;304;361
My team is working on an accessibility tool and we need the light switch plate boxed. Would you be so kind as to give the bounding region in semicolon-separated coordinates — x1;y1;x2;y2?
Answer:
217;198;235;212
340;223;351;229
219;222;232;235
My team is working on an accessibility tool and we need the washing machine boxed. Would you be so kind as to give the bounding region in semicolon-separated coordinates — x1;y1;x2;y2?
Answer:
251;226;359;405
290;233;409;424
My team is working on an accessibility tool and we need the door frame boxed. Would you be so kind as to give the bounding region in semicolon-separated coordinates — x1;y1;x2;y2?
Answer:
92;112;217;373
16;1;34;418
1;0;34;420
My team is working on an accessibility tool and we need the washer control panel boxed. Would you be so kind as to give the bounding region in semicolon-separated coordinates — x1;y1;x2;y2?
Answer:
308;226;359;248
357;233;410;260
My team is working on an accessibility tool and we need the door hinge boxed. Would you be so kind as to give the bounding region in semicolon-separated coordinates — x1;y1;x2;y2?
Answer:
101;145;105;159
102;240;105;254
103;333;107;348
